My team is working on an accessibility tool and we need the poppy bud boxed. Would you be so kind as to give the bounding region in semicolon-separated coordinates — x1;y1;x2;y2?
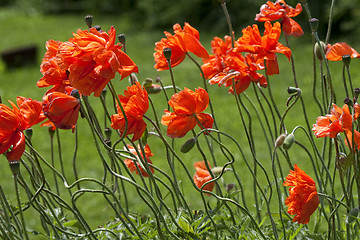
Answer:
314;41;326;61
180;138;196;153
84;14;93;28
211;166;231;176
283;134;295;150
143;78;153;88
226;183;235;191
163;47;172;61
145;84;162;94
287;87;301;95
346;207;359;224
117;34;126;45
25;128;33;140
309;18;319;32
342;54;351;67
275;134;286;148
155;76;161;83
129;73;138;85
70;89;81;99
344;97;353;107
9;161;20;175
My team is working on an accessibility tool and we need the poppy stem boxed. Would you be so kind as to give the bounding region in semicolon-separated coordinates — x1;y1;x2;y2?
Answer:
13;173;30;240
220;1;235;48
342;65;350;98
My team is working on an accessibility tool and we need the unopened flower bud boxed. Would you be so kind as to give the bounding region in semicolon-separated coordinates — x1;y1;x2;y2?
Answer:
129;73;138;85
25;128;33;140
211;166;231;176
163;48;172;61
342;54;351;67
344;97;353;107
117;34;126;45
84;14;93;28
275;134;286;148
70;89;80;99
226;183;235;191
145;84;162;94
346;207;359;224
283;134;295;150
155;76;161;83
314;41;326;60
180;138;196;153
309;18;319;32
9;161;20;175
143;78;153;88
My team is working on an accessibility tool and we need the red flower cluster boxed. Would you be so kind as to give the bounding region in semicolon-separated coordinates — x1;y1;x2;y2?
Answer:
124;144;154;177
284;164;319;224
313;103;360;149
161;87;213;138
0;97;44;161
39;26;138;97
111;82;149;142
255;0;304;37
193;161;215;194
154;22;209;70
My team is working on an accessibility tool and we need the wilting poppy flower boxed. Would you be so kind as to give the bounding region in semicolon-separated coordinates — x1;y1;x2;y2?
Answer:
313;103;360;149
161;87;213;138
284;164;319;224
326;42;360;61
201;36;266;94
42;92;80;130
235;21;291;75
255;0;303;37
154;22;209;71
0;97;44;161
193;161;215;193
124;144;154;177
111;82;149;142
57;26;138;97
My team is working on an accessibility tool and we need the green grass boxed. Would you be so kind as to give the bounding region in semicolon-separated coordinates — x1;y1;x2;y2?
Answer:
1;6;360;237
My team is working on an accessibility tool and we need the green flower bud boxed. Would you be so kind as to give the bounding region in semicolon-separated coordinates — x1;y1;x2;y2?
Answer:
180;138;196;153
314;41;326;61
283;134;295;150
143;78;153;88
146;84;162;94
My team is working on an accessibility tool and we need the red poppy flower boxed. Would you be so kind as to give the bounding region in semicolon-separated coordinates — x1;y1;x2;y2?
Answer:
111;82;149;142
193;161;215;193
313;103;360;149
284;164;319;224
0;97;43;161
42;92;80;130
255;0;303;37
201;36;266;94
154;22;209;71
124;144;154;177
326;42;360;61
235;21;291;75
38;40;70;94
161;87;213;138
57;26;138;97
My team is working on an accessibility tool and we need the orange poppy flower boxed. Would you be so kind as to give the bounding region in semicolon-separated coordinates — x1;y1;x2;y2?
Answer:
193;161;215;193
124;144;154;177
57;26;138;97
201;35;266;94
111;82;149;142
161;87;213;138
42;92;80;130
154;22;209;71
38;40;70;94
0;97;43;161
284;164;319;224
313;103;360;149
326;42;360;61
255;0;303;37
235;21;291;75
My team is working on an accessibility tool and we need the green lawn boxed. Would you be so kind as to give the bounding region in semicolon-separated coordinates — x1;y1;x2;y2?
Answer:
1;6;360;237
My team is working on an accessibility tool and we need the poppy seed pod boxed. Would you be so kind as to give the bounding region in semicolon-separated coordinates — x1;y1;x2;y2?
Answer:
84;14;93;28
342;54;351;67
117;34;126;45
180;138;197;153
344;97;353;107
226;183;235;191
309;18;319;32
283;134;295;150
25;128;33;140
163;48;172;61
314;41;326;60
9;161;20;175
354;88;360;100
